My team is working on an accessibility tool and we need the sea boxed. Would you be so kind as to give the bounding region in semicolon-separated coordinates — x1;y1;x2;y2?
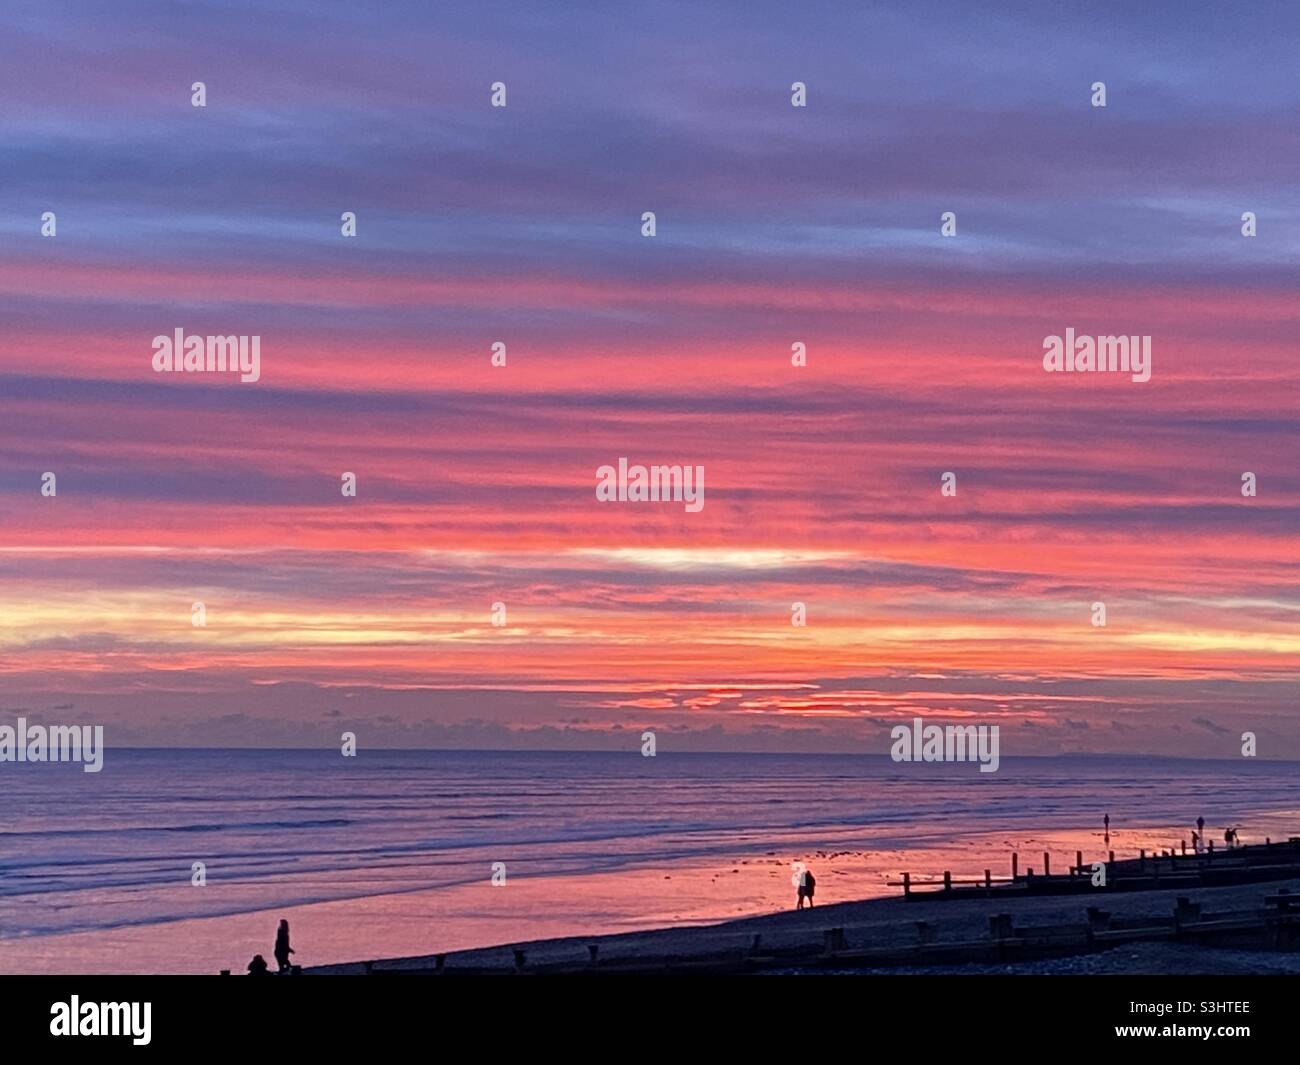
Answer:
2;749;1297;973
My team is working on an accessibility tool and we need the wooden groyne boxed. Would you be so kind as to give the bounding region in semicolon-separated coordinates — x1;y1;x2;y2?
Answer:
804;891;1300;971
892;836;1300;901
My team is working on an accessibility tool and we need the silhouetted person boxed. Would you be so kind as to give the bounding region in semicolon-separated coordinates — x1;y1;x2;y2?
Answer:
274;919;295;973
247;953;270;976
1224;827;1237;848
1192;830;1201;854
1197;816;1205;838
1103;813;1110;844
797;869;816;909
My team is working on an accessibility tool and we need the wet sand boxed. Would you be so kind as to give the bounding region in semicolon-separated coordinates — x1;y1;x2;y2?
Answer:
6;816;1294;974
312;870;1300;975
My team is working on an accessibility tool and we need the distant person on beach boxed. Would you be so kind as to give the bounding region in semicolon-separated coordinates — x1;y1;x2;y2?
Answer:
1197;816;1205;837
797;869;816;909
1224;827;1238;848
1192;830;1201;854
274;919;295;972
247;953;270;976
1103;813;1110;843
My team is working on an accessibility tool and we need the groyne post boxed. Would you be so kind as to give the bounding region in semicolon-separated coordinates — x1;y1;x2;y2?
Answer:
1174;896;1201;935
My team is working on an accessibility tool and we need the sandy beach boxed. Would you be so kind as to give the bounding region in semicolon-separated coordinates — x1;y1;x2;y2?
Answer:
310;867;1300;976
303;829;1300;976
6;814;1289;975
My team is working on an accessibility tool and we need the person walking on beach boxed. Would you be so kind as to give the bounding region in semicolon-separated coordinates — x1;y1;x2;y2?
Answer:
797;868;816;909
1103;813;1110;844
1192;830;1201;854
274;919;295;973
1197;815;1205;838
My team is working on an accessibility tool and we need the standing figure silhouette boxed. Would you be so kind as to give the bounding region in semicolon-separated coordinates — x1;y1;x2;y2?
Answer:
797;868;816;909
274;919;295;973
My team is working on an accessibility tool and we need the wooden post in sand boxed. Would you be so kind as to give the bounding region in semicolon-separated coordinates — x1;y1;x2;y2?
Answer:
1011;852;1019;879
943;870;952;893
1174;896;1201;932
984;869;992;890
1139;848;1146;872
1043;853;1051;877
1075;850;1083;877
902;871;911;897
1181;839;1187;855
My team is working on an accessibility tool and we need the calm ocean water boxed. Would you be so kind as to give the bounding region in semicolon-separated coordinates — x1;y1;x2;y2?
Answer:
3;749;1299;954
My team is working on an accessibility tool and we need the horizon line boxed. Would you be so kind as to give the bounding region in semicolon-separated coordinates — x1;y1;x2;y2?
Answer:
61;745;1300;765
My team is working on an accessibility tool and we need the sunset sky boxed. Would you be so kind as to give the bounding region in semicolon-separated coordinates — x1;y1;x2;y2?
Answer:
1;1;1297;755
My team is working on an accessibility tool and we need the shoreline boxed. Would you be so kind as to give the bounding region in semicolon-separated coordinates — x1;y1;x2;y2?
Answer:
6;811;1298;974
307;836;1300;976
308;876;1300;976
